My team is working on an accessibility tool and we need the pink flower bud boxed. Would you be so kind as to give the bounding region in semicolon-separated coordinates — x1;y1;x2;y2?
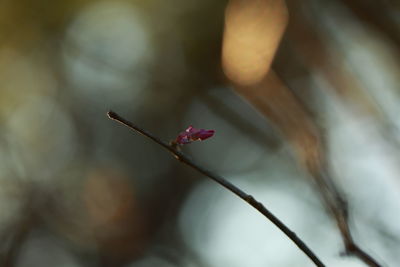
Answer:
175;126;215;144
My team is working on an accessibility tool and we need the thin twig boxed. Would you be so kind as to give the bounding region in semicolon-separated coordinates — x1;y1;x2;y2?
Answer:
273;71;382;267
107;110;325;267
312;171;382;267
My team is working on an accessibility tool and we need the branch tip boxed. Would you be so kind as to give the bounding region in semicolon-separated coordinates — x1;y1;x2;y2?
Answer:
107;110;117;120
106;110;325;267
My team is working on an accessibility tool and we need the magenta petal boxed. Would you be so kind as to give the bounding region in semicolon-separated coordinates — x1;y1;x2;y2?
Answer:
196;129;215;140
175;126;215;144
176;132;191;144
185;126;194;133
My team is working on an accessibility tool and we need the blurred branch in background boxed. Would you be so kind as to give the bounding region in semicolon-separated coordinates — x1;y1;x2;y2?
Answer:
0;0;400;266
221;0;385;266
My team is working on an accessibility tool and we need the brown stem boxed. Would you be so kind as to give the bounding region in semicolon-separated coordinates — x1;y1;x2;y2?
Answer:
311;171;382;267
256;70;383;267
107;110;325;267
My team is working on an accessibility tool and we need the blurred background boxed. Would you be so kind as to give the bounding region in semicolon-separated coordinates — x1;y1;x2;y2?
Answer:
0;0;400;266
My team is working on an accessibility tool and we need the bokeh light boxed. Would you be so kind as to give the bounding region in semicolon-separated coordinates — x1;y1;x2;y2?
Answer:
0;0;399;266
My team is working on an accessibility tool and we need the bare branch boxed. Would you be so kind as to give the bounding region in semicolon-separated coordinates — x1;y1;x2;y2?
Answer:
107;110;325;267
311;170;382;267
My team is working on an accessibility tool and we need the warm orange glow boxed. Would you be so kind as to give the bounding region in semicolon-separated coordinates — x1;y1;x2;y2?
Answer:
222;0;288;86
